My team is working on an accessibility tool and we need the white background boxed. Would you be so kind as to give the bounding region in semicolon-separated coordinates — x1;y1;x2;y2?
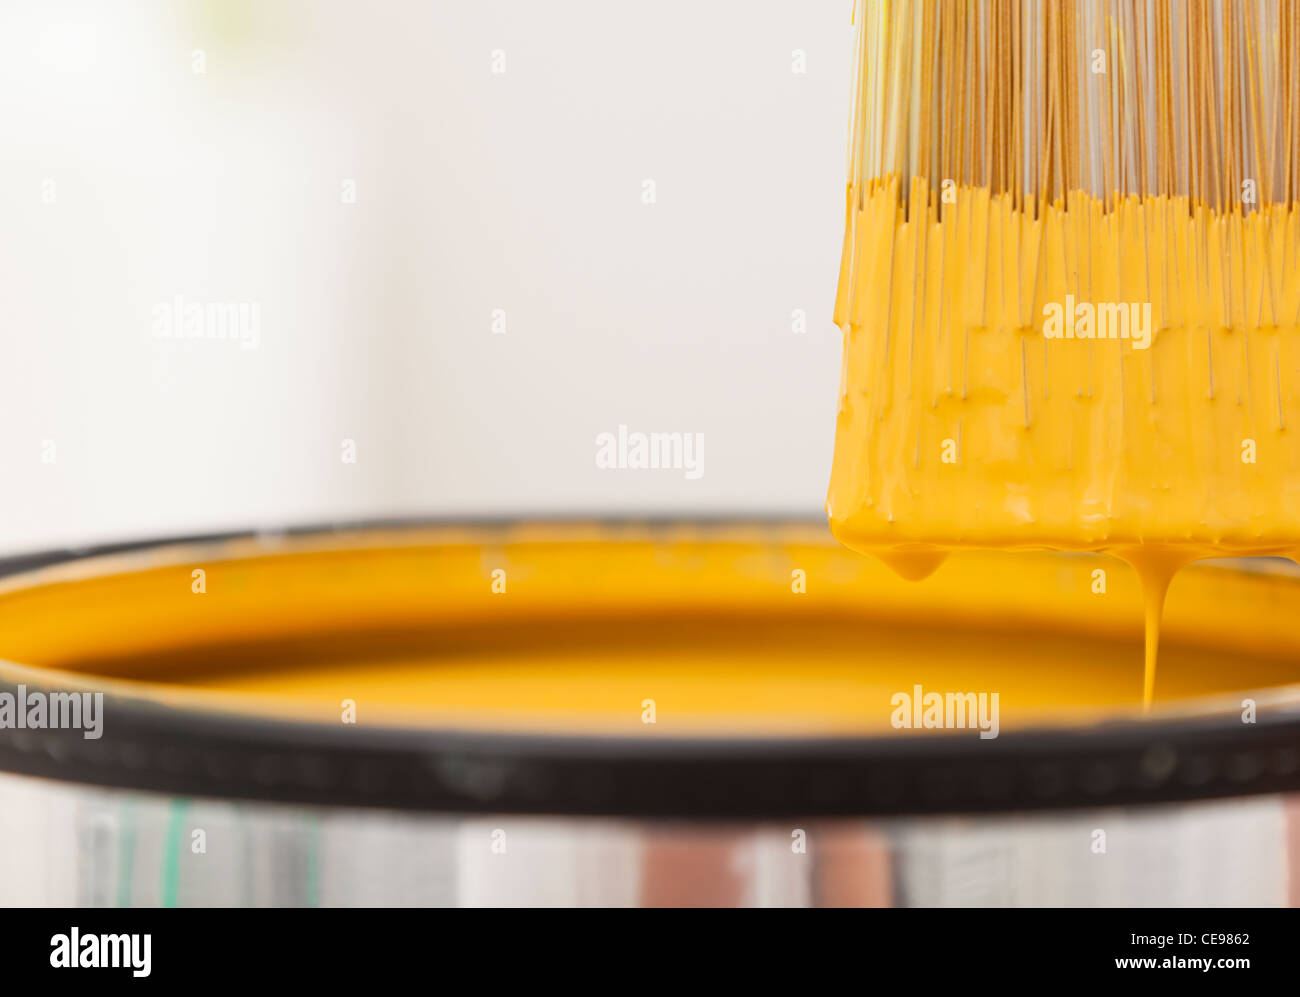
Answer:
0;0;852;553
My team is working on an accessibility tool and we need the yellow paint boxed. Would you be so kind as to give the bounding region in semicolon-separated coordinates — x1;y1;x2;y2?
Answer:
829;178;1300;707
0;526;1297;734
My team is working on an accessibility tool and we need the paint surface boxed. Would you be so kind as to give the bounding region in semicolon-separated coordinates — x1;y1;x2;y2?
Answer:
0;526;1296;734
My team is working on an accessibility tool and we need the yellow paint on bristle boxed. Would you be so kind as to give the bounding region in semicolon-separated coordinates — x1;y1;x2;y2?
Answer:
829;1;1300;708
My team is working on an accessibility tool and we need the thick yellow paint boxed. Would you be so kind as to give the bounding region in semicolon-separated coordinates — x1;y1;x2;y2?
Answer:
830;179;1300;706
0;526;1296;735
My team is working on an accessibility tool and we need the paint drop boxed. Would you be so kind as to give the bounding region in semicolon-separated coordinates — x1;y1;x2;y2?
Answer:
1117;549;1195;711
876;549;948;581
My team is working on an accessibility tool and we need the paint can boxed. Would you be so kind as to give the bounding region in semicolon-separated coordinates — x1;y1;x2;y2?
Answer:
1;521;1297;906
